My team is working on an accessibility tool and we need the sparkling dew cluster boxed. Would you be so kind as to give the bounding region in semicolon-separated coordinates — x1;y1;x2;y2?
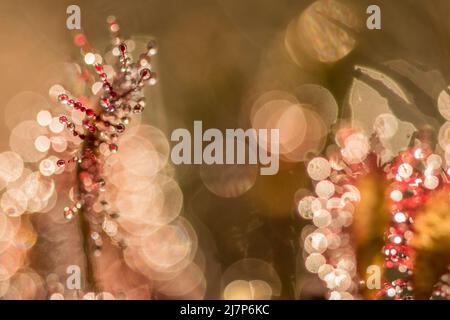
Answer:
40;18;203;300
299;116;450;299
380;146;448;299
55;18;158;248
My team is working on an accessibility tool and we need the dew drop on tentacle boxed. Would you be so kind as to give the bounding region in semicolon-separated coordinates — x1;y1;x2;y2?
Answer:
147;39;158;56
109;144;118;153
119;43;127;54
63;202;83;221
115;123;125;133
64;208;75;220
58;94;69;103
140;68;152;81
56;159;65;168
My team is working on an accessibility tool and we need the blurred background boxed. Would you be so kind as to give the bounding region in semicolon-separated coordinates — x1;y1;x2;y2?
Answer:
1;0;450;299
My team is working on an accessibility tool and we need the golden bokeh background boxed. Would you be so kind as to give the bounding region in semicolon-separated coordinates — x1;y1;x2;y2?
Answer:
0;0;450;299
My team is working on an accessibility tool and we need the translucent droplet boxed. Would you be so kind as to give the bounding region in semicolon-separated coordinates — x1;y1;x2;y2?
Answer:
313;209;332;228
307;157;331;181
390;190;403;202
298;196;316;220
147;40;158;56
424;176;439;190
34;136;50;152
305;253;326;273
304;232;328;254
36;110;52;127
39;158;56;177
84;53;96;65
398;163;413;179
341;133;370;164
315;180;335;199
318;264;334;280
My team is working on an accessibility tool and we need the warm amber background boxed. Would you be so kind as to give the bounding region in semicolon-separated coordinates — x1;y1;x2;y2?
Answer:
1;0;450;299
